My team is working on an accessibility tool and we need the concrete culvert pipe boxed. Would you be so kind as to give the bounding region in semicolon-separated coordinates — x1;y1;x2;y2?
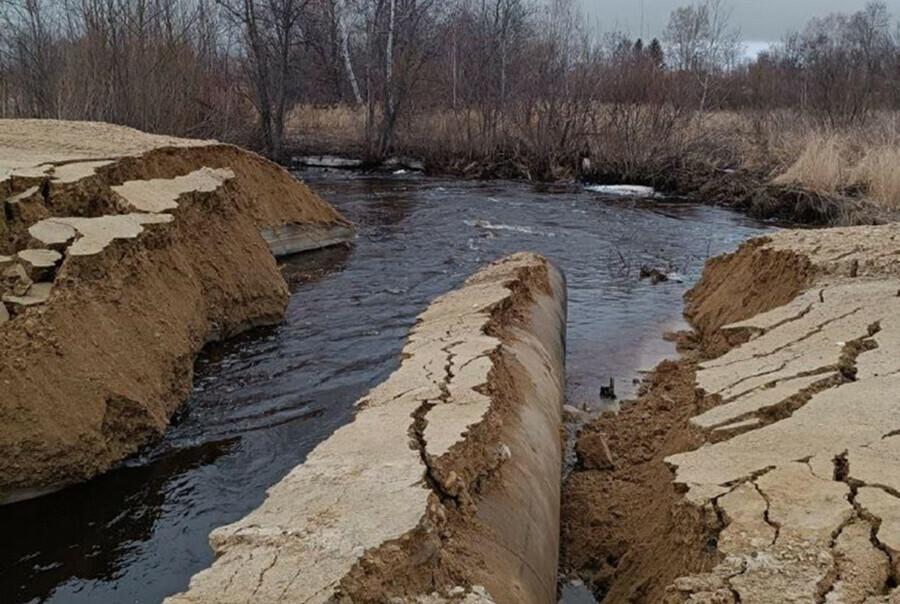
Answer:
167;252;567;604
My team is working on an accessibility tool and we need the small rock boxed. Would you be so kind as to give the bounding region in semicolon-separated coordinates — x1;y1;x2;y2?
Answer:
600;378;617;400
576;432;615;471
3;282;52;312
639;265;670;285
3;263;33;296
563;404;589;422
0;302;8;325
0;255;13;270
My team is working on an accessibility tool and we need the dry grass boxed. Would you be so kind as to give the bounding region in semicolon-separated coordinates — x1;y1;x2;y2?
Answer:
853;146;900;208
285;104;367;150
768;116;900;209
772;133;848;193
285;102;900;211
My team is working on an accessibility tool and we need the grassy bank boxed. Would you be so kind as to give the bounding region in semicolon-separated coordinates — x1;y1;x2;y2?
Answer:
286;105;900;226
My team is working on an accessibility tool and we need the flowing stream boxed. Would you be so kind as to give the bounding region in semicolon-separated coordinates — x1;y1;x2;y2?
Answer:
0;172;773;603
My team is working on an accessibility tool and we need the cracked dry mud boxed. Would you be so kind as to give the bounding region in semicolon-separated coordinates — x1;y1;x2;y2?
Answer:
667;227;900;604
564;227;900;604
0;120;351;504
167;253;567;604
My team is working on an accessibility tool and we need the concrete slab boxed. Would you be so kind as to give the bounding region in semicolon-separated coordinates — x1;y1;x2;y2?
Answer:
856;487;900;575
717;482;776;554
54;213;174;256
261;223;354;257
112;167;234;212
49;160;115;183
5;186;40;205
28;220;77;248
666;226;900;603
17;249;61;270
0;119;215;180
756;462;853;546
3;282;52;309
693;373;834;430
849;436;900;496
827;520;890;604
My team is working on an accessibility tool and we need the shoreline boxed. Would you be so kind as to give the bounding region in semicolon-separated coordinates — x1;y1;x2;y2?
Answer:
562;228;900;603
286;149;897;228
0;120;352;503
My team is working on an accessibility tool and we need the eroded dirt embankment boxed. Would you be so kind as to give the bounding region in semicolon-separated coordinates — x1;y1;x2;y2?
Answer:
0;120;351;504
165;252;567;604
564;226;900;603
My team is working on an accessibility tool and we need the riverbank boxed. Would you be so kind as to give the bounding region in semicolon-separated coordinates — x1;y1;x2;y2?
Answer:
563;226;900;602
286;107;900;227
0;120;351;503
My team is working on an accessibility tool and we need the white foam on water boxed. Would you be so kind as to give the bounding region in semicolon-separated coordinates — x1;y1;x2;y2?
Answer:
585;184;658;198
464;219;555;237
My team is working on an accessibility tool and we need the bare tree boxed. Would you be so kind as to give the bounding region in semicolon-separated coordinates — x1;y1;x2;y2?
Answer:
662;0;741;110
217;0;308;156
337;0;362;103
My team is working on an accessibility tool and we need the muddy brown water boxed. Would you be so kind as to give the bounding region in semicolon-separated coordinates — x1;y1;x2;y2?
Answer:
0;172;773;604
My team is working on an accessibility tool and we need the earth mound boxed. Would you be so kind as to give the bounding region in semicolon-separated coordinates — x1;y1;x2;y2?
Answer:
0;120;351;503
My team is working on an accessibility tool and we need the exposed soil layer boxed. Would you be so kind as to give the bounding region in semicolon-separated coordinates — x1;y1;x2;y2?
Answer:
166;253;567;604
563;225;900;603
562;358;717;603
0;120;350;503
683;237;813;358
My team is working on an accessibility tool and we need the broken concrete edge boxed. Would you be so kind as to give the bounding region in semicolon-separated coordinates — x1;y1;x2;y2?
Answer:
562;226;900;603
165;252;567;604
291;154;426;173
2;139;354;325
261;222;355;257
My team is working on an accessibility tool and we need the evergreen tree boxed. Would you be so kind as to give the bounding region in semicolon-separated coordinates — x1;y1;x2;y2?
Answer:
648;38;665;68
634;38;645;56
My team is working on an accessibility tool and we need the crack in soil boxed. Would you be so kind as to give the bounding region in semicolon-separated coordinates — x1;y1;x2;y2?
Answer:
710;306;863;371
837;452;899;599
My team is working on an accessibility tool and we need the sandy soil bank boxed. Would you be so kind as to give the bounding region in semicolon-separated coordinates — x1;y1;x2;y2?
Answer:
166;253;567;604
564;226;900;603
0;120;351;504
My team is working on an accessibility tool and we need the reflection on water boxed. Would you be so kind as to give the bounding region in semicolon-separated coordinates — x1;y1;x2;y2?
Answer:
0;173;772;604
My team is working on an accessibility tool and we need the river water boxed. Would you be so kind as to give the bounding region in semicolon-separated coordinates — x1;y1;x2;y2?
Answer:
0;172;772;603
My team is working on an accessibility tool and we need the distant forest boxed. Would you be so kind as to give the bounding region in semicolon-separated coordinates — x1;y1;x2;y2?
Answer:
1;0;897;159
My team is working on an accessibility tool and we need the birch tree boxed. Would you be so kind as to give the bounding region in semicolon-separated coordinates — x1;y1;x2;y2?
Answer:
662;0;740;111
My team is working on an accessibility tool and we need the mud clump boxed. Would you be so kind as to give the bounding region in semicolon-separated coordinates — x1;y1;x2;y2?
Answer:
563;224;900;603
563;359;719;603
0;120;351;504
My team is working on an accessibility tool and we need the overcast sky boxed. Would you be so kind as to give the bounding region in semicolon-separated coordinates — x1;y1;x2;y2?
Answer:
580;0;900;43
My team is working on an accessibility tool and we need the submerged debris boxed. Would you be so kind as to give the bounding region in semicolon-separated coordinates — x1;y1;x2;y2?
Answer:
599;377;617;400
640;264;684;285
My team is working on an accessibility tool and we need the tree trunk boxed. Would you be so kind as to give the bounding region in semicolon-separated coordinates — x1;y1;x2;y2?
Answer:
339;1;363;104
